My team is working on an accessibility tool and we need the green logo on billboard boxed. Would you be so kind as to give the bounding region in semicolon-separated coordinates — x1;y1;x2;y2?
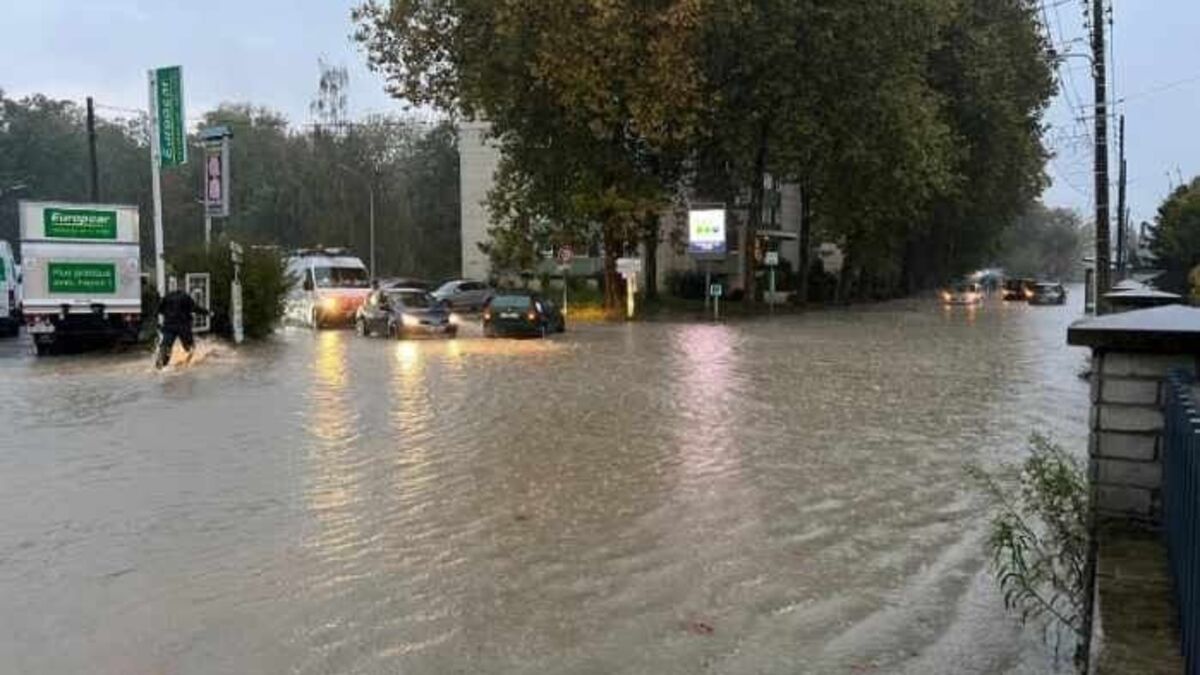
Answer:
48;262;117;294
155;66;187;167
43;208;118;240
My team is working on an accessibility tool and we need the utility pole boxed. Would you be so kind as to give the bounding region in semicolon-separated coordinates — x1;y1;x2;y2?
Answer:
1116;115;1127;278
86;97;99;202
368;184;376;280
1091;0;1111;313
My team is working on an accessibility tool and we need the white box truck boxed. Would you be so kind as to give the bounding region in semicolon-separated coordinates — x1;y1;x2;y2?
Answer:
19;201;142;355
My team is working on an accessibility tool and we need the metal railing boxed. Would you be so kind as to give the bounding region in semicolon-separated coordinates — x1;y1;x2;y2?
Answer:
1165;370;1200;674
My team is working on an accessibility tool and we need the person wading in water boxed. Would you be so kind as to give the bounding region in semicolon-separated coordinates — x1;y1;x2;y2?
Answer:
155;287;208;369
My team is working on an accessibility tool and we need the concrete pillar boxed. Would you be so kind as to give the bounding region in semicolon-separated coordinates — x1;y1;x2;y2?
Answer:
1068;305;1200;524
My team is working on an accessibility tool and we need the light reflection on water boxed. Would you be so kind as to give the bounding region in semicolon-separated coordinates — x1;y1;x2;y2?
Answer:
0;292;1090;674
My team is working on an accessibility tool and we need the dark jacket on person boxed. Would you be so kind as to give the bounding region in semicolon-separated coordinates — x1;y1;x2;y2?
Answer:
157;290;206;331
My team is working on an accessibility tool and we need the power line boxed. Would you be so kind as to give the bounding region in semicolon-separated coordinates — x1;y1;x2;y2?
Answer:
1043;0;1095;149
1117;72;1200;105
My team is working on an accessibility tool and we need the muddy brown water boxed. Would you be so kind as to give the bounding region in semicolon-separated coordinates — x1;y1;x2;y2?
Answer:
0;291;1089;674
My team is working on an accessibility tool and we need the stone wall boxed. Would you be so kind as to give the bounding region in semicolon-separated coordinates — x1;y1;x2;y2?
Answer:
1090;351;1200;523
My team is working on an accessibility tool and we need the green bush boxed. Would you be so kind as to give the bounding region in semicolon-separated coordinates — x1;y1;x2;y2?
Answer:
167;241;291;340
971;433;1088;669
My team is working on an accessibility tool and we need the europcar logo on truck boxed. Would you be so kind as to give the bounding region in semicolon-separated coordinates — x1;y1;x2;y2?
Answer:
48;262;117;294
44;208;118;240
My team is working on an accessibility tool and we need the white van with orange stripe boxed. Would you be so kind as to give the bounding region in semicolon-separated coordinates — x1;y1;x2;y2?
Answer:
284;249;371;328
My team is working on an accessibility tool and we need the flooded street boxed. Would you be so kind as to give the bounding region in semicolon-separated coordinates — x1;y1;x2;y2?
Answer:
0;291;1089;674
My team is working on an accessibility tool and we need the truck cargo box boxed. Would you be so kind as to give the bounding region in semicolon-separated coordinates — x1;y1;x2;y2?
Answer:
19;201;139;244
20;242;141;314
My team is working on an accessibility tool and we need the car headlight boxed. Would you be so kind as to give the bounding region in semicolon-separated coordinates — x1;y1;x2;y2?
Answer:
401;314;421;327
448;312;463;326
941;292;951;301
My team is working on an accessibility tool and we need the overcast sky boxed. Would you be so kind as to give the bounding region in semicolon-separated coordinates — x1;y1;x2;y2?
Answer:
1;0;1198;226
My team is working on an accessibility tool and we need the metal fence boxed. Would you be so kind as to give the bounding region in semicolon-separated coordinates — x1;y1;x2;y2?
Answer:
1165;370;1200;674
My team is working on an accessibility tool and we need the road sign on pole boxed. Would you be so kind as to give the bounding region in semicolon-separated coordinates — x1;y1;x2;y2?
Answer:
616;257;642;276
230;241;244;344
617;257;641;320
185;272;211;333
556;245;574;267
557;246;573;317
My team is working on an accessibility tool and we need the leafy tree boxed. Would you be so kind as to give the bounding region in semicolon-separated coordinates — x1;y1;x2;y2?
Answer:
998;203;1085;281
907;0;1056;290
168;242;291;339
1149;177;1200;295
355;0;704;309
0;81;461;284
355;0;1054;305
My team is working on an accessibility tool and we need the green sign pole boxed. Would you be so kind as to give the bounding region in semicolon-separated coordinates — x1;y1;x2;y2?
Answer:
148;65;185;296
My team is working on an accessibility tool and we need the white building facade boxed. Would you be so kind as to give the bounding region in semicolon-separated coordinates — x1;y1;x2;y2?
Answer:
458;121;500;282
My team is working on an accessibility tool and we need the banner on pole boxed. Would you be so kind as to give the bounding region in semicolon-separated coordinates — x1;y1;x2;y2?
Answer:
153;66;187;167
204;139;230;217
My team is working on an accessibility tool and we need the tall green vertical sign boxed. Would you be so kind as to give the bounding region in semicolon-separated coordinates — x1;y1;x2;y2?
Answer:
155;66;186;167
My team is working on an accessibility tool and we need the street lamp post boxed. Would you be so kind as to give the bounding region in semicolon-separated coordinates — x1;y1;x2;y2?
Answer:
337;163;376;280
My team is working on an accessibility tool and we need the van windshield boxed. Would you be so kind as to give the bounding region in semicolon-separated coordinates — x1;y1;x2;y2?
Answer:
314;266;369;288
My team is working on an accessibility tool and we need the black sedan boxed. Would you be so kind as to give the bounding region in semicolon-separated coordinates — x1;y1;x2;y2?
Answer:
355;288;459;338
482;293;565;338
1029;282;1067;306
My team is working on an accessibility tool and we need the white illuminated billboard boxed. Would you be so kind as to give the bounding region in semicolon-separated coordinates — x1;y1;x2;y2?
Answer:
688;208;726;255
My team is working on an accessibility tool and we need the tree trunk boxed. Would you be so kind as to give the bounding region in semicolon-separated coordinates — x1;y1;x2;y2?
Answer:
744;123;769;303
797;184;812;306
643;213;660;301
836;253;854;305
603;224;621;313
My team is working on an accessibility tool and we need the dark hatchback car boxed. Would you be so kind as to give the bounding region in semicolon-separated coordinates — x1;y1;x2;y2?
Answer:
355;288;459;338
482;293;565;338
1002;278;1035;301
1028;282;1067;306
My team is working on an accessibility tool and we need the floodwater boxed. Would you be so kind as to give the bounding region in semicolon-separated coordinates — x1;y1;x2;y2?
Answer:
0;290;1090;674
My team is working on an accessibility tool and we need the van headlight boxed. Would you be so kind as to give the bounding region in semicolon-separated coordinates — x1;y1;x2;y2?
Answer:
321;297;339;312
448;312;463;326
402;314;421;327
